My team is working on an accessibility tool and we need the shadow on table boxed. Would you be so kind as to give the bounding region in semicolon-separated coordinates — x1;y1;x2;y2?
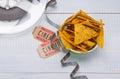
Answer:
67;47;101;63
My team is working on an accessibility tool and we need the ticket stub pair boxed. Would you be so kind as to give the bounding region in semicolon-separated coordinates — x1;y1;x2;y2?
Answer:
33;26;60;58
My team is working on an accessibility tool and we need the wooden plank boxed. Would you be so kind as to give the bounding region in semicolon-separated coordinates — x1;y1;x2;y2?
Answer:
0;73;120;79
0;14;120;73
47;0;120;13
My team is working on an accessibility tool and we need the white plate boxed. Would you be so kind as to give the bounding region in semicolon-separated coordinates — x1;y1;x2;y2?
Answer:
0;0;46;34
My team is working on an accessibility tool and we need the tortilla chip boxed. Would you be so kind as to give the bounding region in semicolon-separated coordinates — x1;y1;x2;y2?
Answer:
62;30;74;38
72;18;83;24
76;45;88;52
82;20;99;29
59;31;74;49
83;40;96;47
80;44;87;49
96;26;104;48
74;23;98;44
64;29;74;34
79;10;101;25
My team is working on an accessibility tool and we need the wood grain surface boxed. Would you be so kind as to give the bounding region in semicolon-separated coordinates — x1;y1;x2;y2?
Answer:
0;0;120;78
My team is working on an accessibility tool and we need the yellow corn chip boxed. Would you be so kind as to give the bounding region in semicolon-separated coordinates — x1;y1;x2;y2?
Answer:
83;40;96;47
62;30;74;38
72;18;83;24
74;23;98;44
80;44;87;49
79;10;101;25
59;31;74;49
96;20;104;48
81;20;99;29
73;48;83;52
65;29;74;34
76;45;88;52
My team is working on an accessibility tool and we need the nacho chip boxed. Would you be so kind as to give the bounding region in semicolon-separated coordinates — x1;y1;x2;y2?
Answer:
80;44;87;49
74;23;98;44
96;20;104;48
83;40;96;47
76;45;88;52
59;30;75;47
73;47;83;52
81;20;99;29
59;31;74;49
72;18;83;24
78;10;101;25
62;30;74;38
77;43;88;52
64;29;74;34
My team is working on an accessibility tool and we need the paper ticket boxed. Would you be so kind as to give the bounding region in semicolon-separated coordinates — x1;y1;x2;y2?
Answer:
37;38;60;58
33;26;56;42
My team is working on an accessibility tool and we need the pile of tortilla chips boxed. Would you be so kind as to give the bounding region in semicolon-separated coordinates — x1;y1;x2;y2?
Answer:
58;10;104;53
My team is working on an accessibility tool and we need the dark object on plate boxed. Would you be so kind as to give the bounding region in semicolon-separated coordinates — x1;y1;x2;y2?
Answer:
0;0;32;21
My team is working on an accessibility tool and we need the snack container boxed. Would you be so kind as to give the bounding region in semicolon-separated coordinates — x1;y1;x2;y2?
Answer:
69;45;98;54
58;33;98;54
57;10;104;55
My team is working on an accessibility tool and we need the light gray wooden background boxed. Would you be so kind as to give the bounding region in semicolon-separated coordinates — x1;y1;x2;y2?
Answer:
0;0;120;79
